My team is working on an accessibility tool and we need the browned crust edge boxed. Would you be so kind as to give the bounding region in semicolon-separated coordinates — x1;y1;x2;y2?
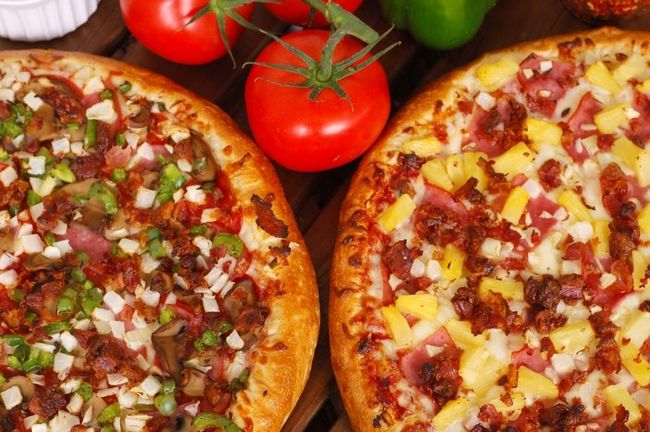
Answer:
329;27;650;432
0;50;320;431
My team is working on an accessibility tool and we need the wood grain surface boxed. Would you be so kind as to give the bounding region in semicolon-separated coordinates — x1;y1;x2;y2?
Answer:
0;0;642;430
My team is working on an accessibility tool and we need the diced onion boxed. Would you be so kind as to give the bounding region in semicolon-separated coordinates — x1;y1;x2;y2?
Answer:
86;100;117;123
53;352;74;378
0;166;17;187
139;376;161;396
51;137;71;155
0;269;18;288
226;329;245;350
202;296;220;313
0;386;22;410
104;291;126;314
27;156;46;176
135;187;156;209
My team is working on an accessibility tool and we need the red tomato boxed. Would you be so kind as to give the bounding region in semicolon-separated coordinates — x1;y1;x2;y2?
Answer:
245;30;390;172
119;0;255;65
265;0;363;27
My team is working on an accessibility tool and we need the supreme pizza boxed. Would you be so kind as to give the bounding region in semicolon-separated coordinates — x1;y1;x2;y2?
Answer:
0;51;319;432
331;28;650;431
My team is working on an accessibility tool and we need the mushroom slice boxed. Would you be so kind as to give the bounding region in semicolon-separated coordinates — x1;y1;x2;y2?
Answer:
152;319;189;382
161;415;194;432
181;369;206;397
0;376;35;399
25;103;58;142
190;132;218;182
23;253;66;271
223;279;255;321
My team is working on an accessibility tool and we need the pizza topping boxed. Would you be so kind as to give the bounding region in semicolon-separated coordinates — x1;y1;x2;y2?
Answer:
0;65;278;430
356;37;650;430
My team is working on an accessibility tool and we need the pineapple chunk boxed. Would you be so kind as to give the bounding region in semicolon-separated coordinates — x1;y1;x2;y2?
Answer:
445;154;467;191
476;57;520;92
460;347;507;396
380;306;412;347
402;137;442;158
604;384;642;425
558;190;593;222
635;150;650;187
441;244;464;282
422;159;454;192
639;204;650;235
432;397;469;431
632;250;647;291
613;54;647;85
591;220;611;257
489;392;526;420
594;104;628;134
618;341;650;386
585;61;622;94
445;320;485;350
620;311;650;349
549;321;595;354
501;187;530;225
463;152;489;191
378;194;416;233
492;142;536;179
395;294;438;321
479;277;524;301
515;366;558;400
524;118;563;150
611;136;642;170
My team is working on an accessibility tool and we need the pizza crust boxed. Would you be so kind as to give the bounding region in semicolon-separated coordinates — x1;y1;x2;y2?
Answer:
0;50;319;431
330;27;650;431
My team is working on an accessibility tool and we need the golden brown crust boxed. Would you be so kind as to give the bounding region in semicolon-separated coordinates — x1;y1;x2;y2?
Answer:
1;50;319;431
330;27;650;432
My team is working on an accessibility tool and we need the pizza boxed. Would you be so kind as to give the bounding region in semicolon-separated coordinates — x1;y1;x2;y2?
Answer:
0;51;319;432
331;28;650;431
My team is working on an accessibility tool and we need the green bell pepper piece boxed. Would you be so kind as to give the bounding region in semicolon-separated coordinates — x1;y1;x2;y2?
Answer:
379;0;497;50
89;182;118;215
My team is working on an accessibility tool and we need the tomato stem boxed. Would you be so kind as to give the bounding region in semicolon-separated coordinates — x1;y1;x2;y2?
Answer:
301;0;379;44
245;26;399;102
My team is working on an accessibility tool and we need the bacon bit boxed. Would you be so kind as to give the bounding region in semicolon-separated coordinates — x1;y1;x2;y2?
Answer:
397;277;432;295
38;194;74;230
471;291;518;334
600;163;630;216
562;0;642;21
0;178;29;208
539;403;586;429
251;194;289;239
524;275;561;310
640;300;650;312
609;201;640;261
598;134;615;151
397;153;425;176
478;403;504;426
538;159;562;191
464;256;495;280
40;86;84;124
477;158;508;193
609;405;632;432
534;309;568;333
559;369;587;393
0;101;9;121
593;337;621;374
70;153;104;180
417;346;461;407
86;334;146;384
28;387;67;420
452;286;477;319
454;178;484;205
414;203;464;248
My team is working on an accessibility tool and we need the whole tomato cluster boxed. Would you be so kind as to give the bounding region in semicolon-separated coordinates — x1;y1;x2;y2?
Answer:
119;0;391;172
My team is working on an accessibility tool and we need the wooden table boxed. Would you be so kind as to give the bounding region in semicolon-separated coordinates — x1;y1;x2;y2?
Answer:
1;1;646;430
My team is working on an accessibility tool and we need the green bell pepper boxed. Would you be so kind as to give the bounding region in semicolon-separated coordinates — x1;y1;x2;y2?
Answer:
379;0;497;50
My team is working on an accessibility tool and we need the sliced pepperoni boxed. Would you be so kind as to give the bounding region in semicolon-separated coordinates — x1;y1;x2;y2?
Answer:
518;54;576;117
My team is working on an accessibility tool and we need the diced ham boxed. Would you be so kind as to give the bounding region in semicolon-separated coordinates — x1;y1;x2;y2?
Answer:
104;146;132;169
511;346;549;373
567;93;601;139
467;97;527;157
518;54;576;117
61;224;112;261
136;144;171;170
399;327;453;387
423;186;470;218
527;194;560;240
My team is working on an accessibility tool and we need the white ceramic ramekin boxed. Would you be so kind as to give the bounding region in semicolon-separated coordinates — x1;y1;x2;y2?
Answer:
0;0;101;42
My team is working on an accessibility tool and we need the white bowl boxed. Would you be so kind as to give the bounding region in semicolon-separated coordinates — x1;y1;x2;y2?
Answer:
0;0;101;42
